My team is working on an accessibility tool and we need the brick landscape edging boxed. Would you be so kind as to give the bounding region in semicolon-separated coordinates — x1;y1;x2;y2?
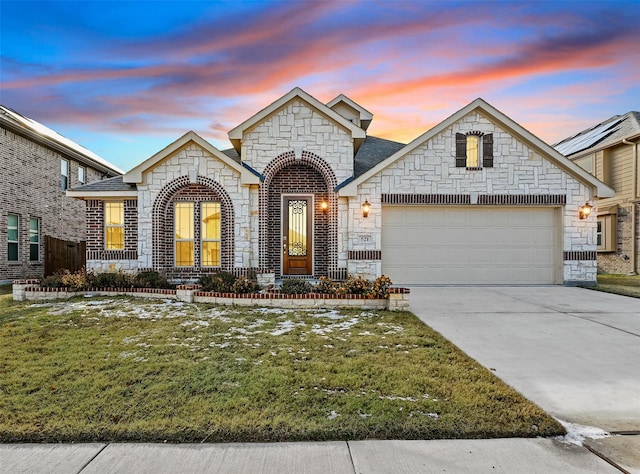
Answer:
12;280;410;310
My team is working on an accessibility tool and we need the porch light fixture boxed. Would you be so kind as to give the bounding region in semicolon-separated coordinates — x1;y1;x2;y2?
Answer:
579;202;593;220
362;199;371;218
320;198;328;213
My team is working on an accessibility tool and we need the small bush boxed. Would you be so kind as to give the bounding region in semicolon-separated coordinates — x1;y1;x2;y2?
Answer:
231;275;260;294
314;276;338;295
40;269;90;290
39;272;67;288
370;275;393;299
91;272;133;289
133;271;170;289
198;272;237;292
280;278;313;295
61;268;90;290
339;275;372;296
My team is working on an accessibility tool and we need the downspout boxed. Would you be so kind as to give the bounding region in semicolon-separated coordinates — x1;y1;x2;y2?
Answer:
622;138;638;274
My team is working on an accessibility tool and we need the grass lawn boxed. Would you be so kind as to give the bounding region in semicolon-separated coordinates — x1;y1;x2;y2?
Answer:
591;274;640;298
0;294;564;443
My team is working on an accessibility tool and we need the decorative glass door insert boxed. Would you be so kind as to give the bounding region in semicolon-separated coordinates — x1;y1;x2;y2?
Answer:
283;196;312;275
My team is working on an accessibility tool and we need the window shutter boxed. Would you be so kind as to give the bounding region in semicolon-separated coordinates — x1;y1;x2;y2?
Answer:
455;133;466;167
482;134;494;167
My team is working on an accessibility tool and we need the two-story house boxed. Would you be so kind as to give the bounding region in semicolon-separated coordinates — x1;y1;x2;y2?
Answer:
0;106;123;283
555;112;640;274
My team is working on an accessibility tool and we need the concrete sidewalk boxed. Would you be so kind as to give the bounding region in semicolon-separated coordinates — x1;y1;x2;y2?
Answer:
2;286;638;473
0;438;621;473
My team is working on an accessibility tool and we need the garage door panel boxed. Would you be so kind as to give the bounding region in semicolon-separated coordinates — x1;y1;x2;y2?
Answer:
382;206;558;284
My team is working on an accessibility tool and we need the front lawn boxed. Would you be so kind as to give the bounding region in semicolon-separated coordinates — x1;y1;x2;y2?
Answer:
0;295;563;442
592;274;640;298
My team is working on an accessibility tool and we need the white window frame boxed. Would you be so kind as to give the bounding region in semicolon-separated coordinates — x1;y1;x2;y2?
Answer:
78;166;86;185
7;213;19;262
61;159;69;190
29;217;40;262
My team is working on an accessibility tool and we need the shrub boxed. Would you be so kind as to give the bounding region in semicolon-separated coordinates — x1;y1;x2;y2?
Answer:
39;271;67;288
133;271;170;289
314;276;338;294
91;272;133;289
370;274;393;299
280;278;313;295
198;272;237;292
339;275;372;296
40;269;90;290
231;275;260;294
61;268;90;290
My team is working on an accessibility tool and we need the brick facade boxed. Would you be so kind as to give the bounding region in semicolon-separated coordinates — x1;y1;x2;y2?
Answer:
0;124;115;282
260;150;338;278
80;93;603;285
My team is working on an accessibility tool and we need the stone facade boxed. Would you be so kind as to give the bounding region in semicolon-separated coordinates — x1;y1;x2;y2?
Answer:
344;111;597;284
0;121;120;282
77;90;607;286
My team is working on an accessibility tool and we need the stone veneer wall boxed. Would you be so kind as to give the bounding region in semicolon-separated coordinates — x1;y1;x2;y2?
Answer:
347;111;598;284
240;99;355;185
86;144;253;275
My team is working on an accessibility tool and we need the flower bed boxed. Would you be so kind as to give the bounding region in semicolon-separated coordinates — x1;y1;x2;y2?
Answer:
12;280;410;310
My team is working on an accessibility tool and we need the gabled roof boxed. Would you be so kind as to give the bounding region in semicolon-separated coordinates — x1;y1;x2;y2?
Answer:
66;175;138;199
339;98;615;199
123;131;259;185
227;87;366;154
0;105;123;176
326;94;373;131
353;136;405;179
554;111;640;157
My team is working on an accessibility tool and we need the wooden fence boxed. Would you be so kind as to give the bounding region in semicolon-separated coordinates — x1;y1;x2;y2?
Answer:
44;236;86;276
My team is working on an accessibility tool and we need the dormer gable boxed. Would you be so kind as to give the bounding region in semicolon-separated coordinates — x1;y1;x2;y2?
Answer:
227;87;366;156
326;94;373;131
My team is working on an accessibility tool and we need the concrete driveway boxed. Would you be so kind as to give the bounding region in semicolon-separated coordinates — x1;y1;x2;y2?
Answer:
409;286;640;432
410;286;640;472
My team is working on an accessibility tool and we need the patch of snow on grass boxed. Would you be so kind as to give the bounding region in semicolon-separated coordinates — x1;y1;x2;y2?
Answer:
311;310;344;320
555;420;610;446
327;410;341;420
181;320;210;328
255;307;295;315
379;395;417;402
311;317;361;335
271;319;306;336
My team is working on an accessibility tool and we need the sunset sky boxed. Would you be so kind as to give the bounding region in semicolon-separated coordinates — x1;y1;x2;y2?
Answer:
1;0;639;172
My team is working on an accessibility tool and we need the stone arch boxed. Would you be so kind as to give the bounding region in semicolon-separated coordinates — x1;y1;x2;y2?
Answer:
259;151;338;277
152;176;234;276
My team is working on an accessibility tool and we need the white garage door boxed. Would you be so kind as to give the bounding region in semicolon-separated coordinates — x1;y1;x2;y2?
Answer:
382;206;559;285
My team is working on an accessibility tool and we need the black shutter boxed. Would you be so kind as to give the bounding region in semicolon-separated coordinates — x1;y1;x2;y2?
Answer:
455;133;466;167
482;133;493;167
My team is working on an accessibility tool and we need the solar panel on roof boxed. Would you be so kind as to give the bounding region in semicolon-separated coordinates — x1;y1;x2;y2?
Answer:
555;118;624;156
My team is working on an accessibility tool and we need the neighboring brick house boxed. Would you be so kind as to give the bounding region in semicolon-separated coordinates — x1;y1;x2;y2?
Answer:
0;106;123;283
555;112;640;274
68;88;613;285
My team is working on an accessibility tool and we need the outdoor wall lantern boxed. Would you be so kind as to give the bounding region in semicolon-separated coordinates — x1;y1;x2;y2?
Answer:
362;199;371;218
320;198;328;213
579;202;593;219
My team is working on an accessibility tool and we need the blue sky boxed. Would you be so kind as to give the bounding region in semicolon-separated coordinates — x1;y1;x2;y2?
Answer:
1;0;639;172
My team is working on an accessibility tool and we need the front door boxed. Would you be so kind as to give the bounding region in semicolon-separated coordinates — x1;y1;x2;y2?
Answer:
282;196;313;275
